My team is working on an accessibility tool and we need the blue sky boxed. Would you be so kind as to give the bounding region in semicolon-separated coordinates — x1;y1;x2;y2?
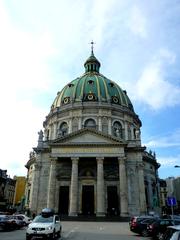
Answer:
0;0;179;179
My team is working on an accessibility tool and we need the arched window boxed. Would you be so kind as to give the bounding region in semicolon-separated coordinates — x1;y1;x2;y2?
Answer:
58;122;68;137
113;121;123;138
84;118;96;129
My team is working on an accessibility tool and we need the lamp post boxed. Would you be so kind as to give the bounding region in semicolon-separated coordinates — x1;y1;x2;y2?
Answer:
174;165;180;168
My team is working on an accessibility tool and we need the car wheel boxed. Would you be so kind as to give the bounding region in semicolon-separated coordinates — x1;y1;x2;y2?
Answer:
57;230;61;239
141;229;149;237
58;226;62;238
157;232;164;240
52;229;56;239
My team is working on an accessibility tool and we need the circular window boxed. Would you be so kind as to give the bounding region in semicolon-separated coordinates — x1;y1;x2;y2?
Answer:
87;94;94;101
112;96;119;103
63;97;70;104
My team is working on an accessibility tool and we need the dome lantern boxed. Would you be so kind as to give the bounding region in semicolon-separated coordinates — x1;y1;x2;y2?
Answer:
84;41;101;73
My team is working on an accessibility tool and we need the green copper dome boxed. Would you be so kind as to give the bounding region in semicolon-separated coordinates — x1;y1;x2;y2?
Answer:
51;51;134;112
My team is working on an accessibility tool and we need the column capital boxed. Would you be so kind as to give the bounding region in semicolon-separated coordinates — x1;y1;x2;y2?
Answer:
50;157;58;164
71;157;79;164
118;156;126;164
96;157;104;164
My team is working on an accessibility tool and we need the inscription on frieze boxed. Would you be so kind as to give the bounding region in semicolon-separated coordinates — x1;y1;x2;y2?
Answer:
53;147;122;154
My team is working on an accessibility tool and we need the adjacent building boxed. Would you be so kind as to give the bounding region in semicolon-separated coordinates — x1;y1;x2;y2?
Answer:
0;169;16;212
25;49;160;217
13;176;26;212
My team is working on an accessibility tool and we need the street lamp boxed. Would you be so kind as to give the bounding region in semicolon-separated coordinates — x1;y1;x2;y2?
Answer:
174;165;180;168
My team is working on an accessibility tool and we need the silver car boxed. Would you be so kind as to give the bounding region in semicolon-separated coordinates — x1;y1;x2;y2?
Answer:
162;225;180;240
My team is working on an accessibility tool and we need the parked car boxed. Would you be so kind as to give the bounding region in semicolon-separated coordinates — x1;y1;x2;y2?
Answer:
129;215;158;236
131;218;157;236
9;215;26;229
162;225;180;240
13;214;32;225
26;208;62;240
147;218;180;239
0;215;17;231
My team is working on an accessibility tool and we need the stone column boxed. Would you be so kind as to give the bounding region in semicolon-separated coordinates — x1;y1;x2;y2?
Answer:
53;122;57;139
47;158;57;209
108;118;112;135
137;162;146;214
118;157;128;216
69;119;72;133
69;157;79;216
96;157;105;216
29;162;41;214
124;122;128;140
78;117;82;130
98;117;102;131
147;176;153;210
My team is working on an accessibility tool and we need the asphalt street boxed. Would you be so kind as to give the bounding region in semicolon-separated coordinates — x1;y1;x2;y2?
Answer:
0;221;151;240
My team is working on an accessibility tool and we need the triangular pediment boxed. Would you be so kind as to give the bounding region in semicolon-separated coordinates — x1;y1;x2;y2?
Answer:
50;128;125;146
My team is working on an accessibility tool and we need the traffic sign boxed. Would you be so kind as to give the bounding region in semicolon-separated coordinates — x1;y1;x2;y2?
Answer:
167;196;177;206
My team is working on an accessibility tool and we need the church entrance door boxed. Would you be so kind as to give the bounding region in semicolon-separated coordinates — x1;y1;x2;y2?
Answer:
82;185;94;215
58;186;69;215
107;186;119;216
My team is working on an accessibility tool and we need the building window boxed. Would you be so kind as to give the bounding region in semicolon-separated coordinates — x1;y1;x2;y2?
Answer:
84;118;96;129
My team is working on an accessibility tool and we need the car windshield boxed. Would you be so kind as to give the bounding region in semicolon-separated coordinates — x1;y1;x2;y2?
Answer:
33;215;53;223
142;218;155;224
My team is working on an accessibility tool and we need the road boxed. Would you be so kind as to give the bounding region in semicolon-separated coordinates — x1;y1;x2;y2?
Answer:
0;221;151;240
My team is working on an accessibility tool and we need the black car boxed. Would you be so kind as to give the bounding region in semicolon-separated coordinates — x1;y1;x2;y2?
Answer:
147;218;180;239
129;215;158;236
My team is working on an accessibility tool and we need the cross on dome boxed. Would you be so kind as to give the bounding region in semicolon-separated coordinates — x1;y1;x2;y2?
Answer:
90;40;95;55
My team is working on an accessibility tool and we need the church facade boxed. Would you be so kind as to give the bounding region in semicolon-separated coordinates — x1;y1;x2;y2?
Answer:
25;48;160;217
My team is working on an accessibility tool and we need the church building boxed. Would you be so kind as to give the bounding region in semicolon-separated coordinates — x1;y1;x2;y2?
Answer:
25;46;160;217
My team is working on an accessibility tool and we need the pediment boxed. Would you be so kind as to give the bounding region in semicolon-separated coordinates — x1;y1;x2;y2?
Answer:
50;128;125;146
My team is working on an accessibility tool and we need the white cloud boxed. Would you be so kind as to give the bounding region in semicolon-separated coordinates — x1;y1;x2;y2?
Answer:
158;156;180;167
0;1;54;177
133;49;180;109
144;129;180;148
127;5;147;38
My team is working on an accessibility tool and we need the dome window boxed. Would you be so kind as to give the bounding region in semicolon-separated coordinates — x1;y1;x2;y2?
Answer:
111;96;119;104
68;83;74;88
109;82;114;87
88;80;94;85
87;93;95;101
84;93;97;101
63;97;70;104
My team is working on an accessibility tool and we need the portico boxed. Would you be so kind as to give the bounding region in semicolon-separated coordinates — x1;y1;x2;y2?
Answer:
46;128;132;217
